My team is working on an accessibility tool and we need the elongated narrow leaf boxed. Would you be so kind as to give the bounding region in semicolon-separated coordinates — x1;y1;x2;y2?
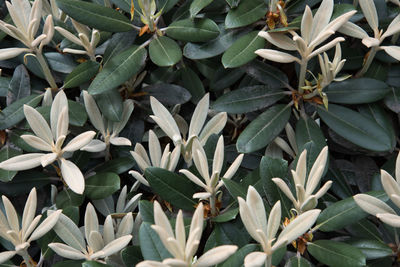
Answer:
222;31;265;68
308;240;366;267
63;61;100;89
245;60;289;88
88;46;147;95
237;105;291;153
56;0;133;32
225;0;267;28
166;18;220;43
149;36;182;67
145;167;197;210
316;191;388;232
51;212;86;252
0;147;21;182
317;104;392;152
139;222;172;261
325;78;390;104
7;65;30;105
346;238;392;260
285;255;313;267
212;86;285;114
295;116;326;152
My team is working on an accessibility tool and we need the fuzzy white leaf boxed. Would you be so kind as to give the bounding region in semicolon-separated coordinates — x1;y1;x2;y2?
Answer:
60;159;85;195
0;47;30;60
188;93;209;138
83;91;105;134
92;235;132;258
359;0;379;31
354;194;396;216
21;135;52;151
199;112;227;146
48;243;86;260
258;31;296;51
81;139;106;152
51;90;68;140
244;251;267;267
29;209;62;241
84;203;99;242
376;213;400;228
381;46;400;61
24;105;53;145
63;131;96;152
21;188;37;237
110;136;131;146
2;196;19;232
0;153;44;171
148;130;162;167
196;245;238;267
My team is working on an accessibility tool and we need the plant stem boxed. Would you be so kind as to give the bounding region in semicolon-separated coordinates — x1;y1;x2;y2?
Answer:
356;47;377;77
210;192;217;217
35;51;58;90
298;59;308;94
265;255;272;267
20;250;34;267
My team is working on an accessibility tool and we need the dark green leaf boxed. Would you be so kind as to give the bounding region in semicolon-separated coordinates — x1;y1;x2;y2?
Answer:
225;0;240;8
121;246;143;266
325;78;390;104
95;157;135;174
144;83;191;105
317;104;392;152
139;222;172;261
237;104;291;153
149;36;182;67
179;67;205;103
45;52;77;74
56;0;134;32
212;208;239;223
8;65;30;105
93;89;123;122
384;87;400;113
225;0;267;28
308;240;366;267
53;260;83;267
103;32;137;66
145;167;197;210
346;239;392;260
56;188;84;208
222;31;265;68
88;45;147;95
68;100;87;127
85;172;121;200
221;244;258;267
183;27;249;59
245;60;289;88
166;18;220;43
0;147;21;182
0;170;51;196
63;61;100;89
0;94;43;130
295;116;326;152
190;0;213;18
316;191;388;232
212;85;285;113
222;178;247;200
139;200;154;224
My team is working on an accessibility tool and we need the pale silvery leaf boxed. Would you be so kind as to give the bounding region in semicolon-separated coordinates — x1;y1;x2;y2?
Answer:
163;258;187;267
84;203;99;242
354;194;396;216
83;91;105;135
244;251;267;267
272;178;297;204
212;136;224;175
154;201;174;238
175;210;185;251
301;6;313;44
195;245;237;267
274;137;295;159
238;197;264;245
258;31;296;51
0;251;17;264
198;112;227;146
116;212;133;237
381;169;400;202
129;170;150;187
24;105;53;145
188;93;209;138
381;46;400;61
92;235;132;258
41;15;54;46
150;96;181;144
0;47;30;60
23;215;41;241
308;37;345;59
137;261;166;267
306;146;328;190
362;37;380;48
103;216;115;245
51;90;68;140
60;158;85;194
116;186;127;214
338;21;369;39
81;139;106;152
2;196;19;232
193;192;212;199
310;0;333;40
41;153;57;167
314;181;332;199
62;131;96;152
109;137;131;146
359;0;379;31
255;49;301;63
28;209;62;241
222;154;244;180
246;186;267;234
295;150;307;187
300;196;317;211
376;213;400;228
48;243;86;260
267;201;281;241
149;130;162;167
277;209;320;244
56;107;69;140
55;26;82;45
179;169;207;189
20;135;52;151
21;188;37;237
31;34;47;47
88;231;104;252
381;14;400;39
50;211;86;252
0;153;44;171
